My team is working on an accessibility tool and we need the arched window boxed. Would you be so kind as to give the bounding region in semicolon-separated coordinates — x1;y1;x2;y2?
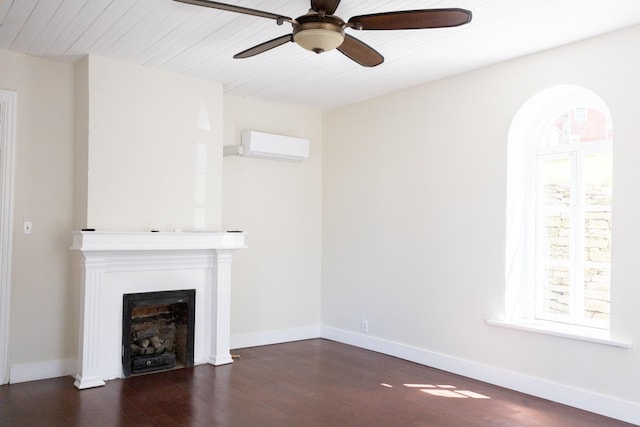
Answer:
506;85;612;330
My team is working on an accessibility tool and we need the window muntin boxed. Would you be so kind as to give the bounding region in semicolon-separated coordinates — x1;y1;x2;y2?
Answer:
535;107;612;328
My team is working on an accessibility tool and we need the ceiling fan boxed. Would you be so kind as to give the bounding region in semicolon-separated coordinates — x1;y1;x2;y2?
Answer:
173;0;472;67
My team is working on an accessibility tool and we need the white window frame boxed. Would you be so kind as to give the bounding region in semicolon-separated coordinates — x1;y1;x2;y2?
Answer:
534;139;612;329
496;85;626;344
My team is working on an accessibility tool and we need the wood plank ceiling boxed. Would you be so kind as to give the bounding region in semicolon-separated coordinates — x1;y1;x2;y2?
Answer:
1;0;640;109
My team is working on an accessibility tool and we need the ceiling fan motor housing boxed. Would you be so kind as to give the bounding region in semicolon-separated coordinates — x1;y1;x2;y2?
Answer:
293;15;345;54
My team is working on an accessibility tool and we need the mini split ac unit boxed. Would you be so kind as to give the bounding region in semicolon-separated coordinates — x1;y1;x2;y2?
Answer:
223;130;310;161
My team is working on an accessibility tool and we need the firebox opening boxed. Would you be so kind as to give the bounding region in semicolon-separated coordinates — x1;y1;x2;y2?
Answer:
122;290;195;377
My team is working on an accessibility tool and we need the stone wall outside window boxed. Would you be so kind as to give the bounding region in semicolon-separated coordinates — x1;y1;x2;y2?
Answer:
543;184;611;320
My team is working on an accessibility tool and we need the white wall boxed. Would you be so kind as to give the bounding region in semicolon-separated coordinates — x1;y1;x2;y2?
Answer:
0;50;75;371
1;52;227;382
322;25;640;418
82;55;224;232
223;96;323;347
74;57;89;231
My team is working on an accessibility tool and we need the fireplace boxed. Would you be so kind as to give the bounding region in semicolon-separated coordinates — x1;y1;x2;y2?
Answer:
122;290;196;376
72;231;245;389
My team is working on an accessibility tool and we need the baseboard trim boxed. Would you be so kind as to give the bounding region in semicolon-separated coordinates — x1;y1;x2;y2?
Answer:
10;359;75;384
320;326;640;426
231;325;321;350
8;326;323;384
8;327;639;425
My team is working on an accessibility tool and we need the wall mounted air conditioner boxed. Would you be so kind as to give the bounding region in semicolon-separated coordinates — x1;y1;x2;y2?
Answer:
223;130;310;161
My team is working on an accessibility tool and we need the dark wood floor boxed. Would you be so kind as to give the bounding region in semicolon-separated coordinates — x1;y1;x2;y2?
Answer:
0;339;632;426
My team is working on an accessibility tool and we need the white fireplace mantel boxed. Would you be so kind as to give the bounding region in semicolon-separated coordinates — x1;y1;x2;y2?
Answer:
71;231;246;389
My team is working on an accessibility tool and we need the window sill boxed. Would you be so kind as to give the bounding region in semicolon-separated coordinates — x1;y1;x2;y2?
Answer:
486;319;632;348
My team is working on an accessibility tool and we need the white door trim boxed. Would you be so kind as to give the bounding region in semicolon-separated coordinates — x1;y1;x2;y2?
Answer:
0;90;17;384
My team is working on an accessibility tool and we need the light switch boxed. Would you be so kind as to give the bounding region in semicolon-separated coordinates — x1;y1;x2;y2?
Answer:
23;221;32;234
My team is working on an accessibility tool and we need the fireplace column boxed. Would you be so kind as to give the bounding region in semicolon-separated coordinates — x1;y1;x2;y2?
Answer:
74;256;108;389
209;250;234;365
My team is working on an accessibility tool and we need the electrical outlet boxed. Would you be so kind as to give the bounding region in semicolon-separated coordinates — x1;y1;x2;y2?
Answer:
361;320;369;334
23;221;32;235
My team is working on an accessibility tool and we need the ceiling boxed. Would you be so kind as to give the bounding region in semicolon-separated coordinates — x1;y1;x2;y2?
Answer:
1;0;640;110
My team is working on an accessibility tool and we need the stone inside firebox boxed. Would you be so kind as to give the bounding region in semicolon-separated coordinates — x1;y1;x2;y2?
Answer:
122;290;195;377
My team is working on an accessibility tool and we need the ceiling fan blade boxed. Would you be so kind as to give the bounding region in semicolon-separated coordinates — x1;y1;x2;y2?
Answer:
234;34;293;59
310;0;341;15
348;8;472;30
174;0;292;23
337;34;384;67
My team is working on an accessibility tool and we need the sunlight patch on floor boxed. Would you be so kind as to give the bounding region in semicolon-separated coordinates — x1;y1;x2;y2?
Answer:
403;383;491;399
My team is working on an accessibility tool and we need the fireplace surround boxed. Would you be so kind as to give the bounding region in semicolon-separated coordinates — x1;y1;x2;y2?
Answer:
72;231;245;389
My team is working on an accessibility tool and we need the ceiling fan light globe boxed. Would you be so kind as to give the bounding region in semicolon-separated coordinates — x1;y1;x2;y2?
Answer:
294;29;344;53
